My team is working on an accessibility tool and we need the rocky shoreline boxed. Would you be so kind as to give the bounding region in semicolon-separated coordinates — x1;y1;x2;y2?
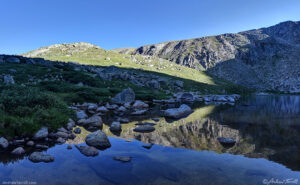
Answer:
0;87;240;163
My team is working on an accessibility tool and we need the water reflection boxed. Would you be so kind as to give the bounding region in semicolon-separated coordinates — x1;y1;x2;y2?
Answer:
0;95;299;185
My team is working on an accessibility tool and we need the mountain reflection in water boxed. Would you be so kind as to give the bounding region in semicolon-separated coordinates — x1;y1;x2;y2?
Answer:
0;95;299;185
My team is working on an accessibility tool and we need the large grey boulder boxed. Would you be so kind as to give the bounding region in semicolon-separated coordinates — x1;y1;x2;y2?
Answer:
6;57;20;63
75;145;99;157
146;79;160;89
11;147;25;155
164;104;193;119
179;93;194;102
33;127;48;140
29;152;54;163
0;137;9;148
85;130;111;149
112;88;135;104
3;75;15;84
81;115;103;127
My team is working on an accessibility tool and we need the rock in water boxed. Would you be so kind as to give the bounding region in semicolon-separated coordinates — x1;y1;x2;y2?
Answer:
11;147;25;155
133;125;155;133
142;143;154;149
110;121;122;132
0;137;9;148
33;127;48;140
85;130;111;149
74;127;81;134
218;137;236;147
113;156;132;162
75;145;99;157
164;104;193;119
29;152;54;163
112;88;135;104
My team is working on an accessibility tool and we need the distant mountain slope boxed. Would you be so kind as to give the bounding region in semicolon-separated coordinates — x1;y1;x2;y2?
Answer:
130;21;300;93
23;42;247;94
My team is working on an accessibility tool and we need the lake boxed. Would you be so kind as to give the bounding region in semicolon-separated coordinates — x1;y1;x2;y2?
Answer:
0;95;300;185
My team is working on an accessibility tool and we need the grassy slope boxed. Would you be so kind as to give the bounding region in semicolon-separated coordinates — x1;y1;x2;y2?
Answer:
24;46;250;94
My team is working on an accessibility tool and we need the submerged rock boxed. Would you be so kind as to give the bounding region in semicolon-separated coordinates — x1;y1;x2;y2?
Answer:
75;145;99;157
29;152;54;163
133;125;155;133
67;145;72;150
112;88;135;104
164;104;193;119
33;127;48;140
0;137;9;148
11;147;25;155
85;130;111;149
113;156;132;162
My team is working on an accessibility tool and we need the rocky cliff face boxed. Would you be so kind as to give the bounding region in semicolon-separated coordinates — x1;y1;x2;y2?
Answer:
132;21;300;92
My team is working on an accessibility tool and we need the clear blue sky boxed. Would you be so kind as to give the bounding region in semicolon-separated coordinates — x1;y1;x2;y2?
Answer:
1;0;300;54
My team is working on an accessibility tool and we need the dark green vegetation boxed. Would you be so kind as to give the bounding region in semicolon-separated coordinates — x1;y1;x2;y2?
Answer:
0;54;250;137
0;63;170;137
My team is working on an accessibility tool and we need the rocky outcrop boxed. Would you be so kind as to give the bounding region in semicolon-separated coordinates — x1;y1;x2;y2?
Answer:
132;21;300;93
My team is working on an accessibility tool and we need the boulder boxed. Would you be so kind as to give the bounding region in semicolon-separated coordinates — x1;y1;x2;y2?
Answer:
35;144;49;149
117;106;127;112
11;147;25;155
82;115;103;127
33;127;48;140
152;118;159;122
85;130;111;149
179;93;194;102
29;152;54;163
133;125;155;133
26;141;34;147
174;80;184;88
142;143;154;149
3;75;15;84
6;57;20;63
146;79;160;89
218;137;236;147
110;121;122;132
75;145;99;157
66;120;76;130
96;106;109;113
76;110;88;120
56;137;66;144
0;137;9;148
74;127;82;134
55;131;69;138
130;109;147;115
112;88;135;104
132;100;149;109
164;104;193;119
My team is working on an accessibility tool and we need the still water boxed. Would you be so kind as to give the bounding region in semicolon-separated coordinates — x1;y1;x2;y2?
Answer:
0;95;300;185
